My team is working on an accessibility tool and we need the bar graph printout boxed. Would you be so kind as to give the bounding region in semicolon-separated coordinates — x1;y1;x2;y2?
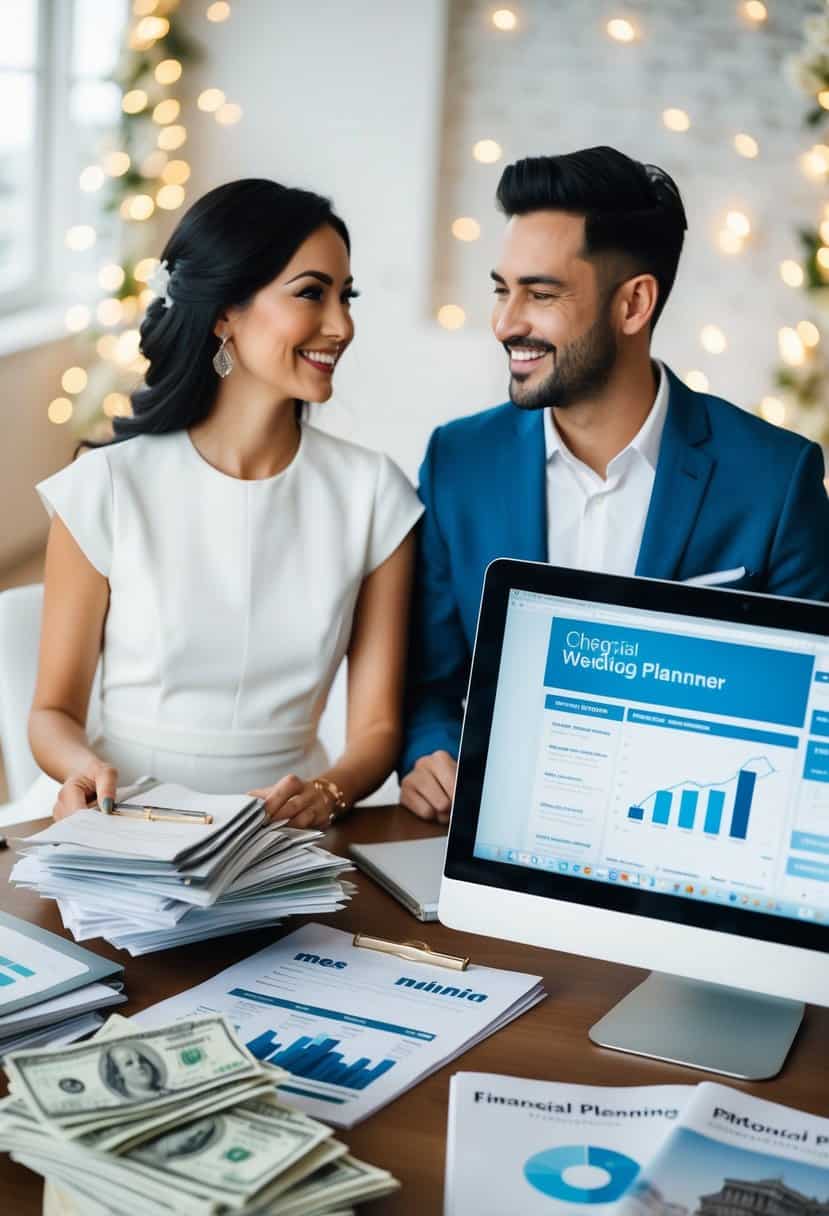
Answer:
136;923;545;1127
475;592;829;920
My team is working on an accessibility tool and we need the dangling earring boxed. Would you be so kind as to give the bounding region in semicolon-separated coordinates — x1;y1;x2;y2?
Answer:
213;334;234;378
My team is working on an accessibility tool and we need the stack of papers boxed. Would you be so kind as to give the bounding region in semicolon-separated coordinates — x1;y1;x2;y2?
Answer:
138;923;547;1127
10;783;354;955
0;1012;399;1215
0;911;125;1057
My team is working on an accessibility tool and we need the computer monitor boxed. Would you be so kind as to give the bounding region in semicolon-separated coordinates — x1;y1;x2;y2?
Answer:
439;561;829;1080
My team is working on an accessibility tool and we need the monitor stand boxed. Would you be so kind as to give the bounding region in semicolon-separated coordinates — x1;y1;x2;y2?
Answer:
588;972;805;1080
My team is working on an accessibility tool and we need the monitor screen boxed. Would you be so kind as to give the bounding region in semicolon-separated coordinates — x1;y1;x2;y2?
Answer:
468;582;829;937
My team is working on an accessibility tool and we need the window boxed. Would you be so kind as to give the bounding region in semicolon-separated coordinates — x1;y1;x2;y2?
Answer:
0;0;127;319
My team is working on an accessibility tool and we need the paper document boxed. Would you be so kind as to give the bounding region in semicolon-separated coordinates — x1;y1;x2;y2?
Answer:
137;924;545;1128
445;1074;690;1215
0;923;87;1008
445;1072;829;1214
622;1082;829;1216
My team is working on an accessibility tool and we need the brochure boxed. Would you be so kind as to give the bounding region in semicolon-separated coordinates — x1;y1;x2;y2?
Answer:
445;1073;829;1215
136;923;545;1127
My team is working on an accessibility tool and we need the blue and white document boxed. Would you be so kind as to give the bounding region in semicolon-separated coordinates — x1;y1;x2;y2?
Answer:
445;1073;829;1214
137;923;545;1127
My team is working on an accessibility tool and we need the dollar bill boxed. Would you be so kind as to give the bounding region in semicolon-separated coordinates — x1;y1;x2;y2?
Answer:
5;1015;262;1129
125;1095;334;1201
258;1154;399;1216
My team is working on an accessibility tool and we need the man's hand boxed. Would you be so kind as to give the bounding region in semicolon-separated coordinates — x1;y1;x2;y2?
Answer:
399;750;457;824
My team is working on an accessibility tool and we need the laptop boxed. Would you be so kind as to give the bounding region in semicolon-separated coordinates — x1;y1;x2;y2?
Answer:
349;836;447;921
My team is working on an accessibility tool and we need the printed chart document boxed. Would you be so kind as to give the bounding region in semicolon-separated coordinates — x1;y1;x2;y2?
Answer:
445;1073;829;1214
137;924;545;1127
445;1074;691;1215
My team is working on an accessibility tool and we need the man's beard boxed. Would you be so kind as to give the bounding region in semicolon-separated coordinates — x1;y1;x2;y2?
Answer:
508;307;618;411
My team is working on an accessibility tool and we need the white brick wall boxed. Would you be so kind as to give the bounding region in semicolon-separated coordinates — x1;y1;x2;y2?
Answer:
434;0;822;412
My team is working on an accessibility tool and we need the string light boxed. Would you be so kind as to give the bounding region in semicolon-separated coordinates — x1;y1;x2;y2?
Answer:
197;88;225;112
215;103;242;125
65;305;91;332
133;0;160;16
779;327;806;366
606;18;636;43
97;299;123;327
120;194;155;221
473;139;502;163
162;159;191;185
96;334;119;360
103;151;130;176
155;58;182;84
65;225;96;251
156;184;185;210
725;210;751;237
98;264;125;291
206;2;231;21
818;247;829;273
684;370;710;392
742;1;767;22
134;257;160;282
114;330;141;364
451;217;481;241
122;89;148;114
733;133;759;158
158;124;187;150
801;145;829;179
61;367;88;395
820;90;829;111
103;393;132;419
437;305;466;330
760;396;786;425
780;260;805;288
79;166;105;192
152;98;181;125
492;9;518;31
47;398;73;425
663;108;691;132
820;220;829;244
134;16;169;43
797;320;820;347
700;324;727;354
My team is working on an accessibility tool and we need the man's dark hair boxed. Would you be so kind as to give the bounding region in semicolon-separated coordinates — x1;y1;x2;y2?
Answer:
496;146;687;329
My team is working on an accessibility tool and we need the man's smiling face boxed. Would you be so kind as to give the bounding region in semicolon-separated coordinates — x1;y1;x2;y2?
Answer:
491;210;619;411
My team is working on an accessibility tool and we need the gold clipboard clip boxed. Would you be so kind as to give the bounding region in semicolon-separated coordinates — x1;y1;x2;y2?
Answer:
353;932;469;971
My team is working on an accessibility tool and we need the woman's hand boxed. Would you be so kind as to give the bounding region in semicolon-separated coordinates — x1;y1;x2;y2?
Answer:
53;759;119;821
247;774;339;830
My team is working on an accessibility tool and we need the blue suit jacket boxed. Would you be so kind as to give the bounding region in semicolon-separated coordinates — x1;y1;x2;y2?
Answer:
399;366;829;775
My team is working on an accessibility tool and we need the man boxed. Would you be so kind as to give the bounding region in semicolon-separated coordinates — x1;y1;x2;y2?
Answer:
399;145;829;822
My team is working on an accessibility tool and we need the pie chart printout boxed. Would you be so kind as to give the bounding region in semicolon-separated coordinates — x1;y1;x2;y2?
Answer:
523;1144;640;1203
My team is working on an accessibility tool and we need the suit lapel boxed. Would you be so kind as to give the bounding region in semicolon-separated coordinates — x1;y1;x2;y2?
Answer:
496;407;547;563
636;368;714;581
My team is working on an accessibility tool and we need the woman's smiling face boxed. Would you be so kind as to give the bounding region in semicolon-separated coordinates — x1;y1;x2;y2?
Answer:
219;223;357;403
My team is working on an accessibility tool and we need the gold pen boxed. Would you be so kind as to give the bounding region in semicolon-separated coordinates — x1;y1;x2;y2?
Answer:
97;804;213;825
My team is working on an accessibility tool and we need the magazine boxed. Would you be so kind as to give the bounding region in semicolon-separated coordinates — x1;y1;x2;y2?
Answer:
445;1073;829;1215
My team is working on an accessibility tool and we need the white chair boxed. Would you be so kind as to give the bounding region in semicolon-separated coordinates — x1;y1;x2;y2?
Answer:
0;584;58;827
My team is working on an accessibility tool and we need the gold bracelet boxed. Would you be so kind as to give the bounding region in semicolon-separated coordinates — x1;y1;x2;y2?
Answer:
312;778;349;822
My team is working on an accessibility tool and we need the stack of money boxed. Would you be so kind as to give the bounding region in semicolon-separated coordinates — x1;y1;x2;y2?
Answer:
0;1013;399;1215
10;782;355;955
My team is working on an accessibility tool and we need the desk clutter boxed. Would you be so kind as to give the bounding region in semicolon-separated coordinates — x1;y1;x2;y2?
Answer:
0;1011;398;1215
0;911;126;1058
8;783;354;955
444;1072;829;1214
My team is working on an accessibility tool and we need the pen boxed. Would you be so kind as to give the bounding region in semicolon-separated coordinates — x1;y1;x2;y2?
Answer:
95;804;213;825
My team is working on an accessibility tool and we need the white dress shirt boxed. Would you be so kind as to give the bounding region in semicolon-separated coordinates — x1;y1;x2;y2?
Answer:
543;361;668;576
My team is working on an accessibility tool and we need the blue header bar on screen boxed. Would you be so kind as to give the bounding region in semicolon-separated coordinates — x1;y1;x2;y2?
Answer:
545;617;813;727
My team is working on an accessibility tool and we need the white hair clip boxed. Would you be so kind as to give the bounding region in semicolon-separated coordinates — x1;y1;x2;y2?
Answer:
147;259;173;309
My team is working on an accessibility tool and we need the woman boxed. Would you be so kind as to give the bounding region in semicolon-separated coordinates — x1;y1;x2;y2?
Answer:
29;179;422;829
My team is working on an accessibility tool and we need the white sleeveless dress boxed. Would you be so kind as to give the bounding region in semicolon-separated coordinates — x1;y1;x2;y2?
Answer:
36;423;423;794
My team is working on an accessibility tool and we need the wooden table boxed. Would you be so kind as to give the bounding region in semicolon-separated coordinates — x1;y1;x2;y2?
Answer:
2;806;828;1214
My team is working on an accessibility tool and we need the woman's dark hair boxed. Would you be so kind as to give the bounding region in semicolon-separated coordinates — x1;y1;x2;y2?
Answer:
93;178;349;445
496;146;687;329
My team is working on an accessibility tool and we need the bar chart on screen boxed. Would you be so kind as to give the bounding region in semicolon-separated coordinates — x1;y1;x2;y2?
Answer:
607;718;797;887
